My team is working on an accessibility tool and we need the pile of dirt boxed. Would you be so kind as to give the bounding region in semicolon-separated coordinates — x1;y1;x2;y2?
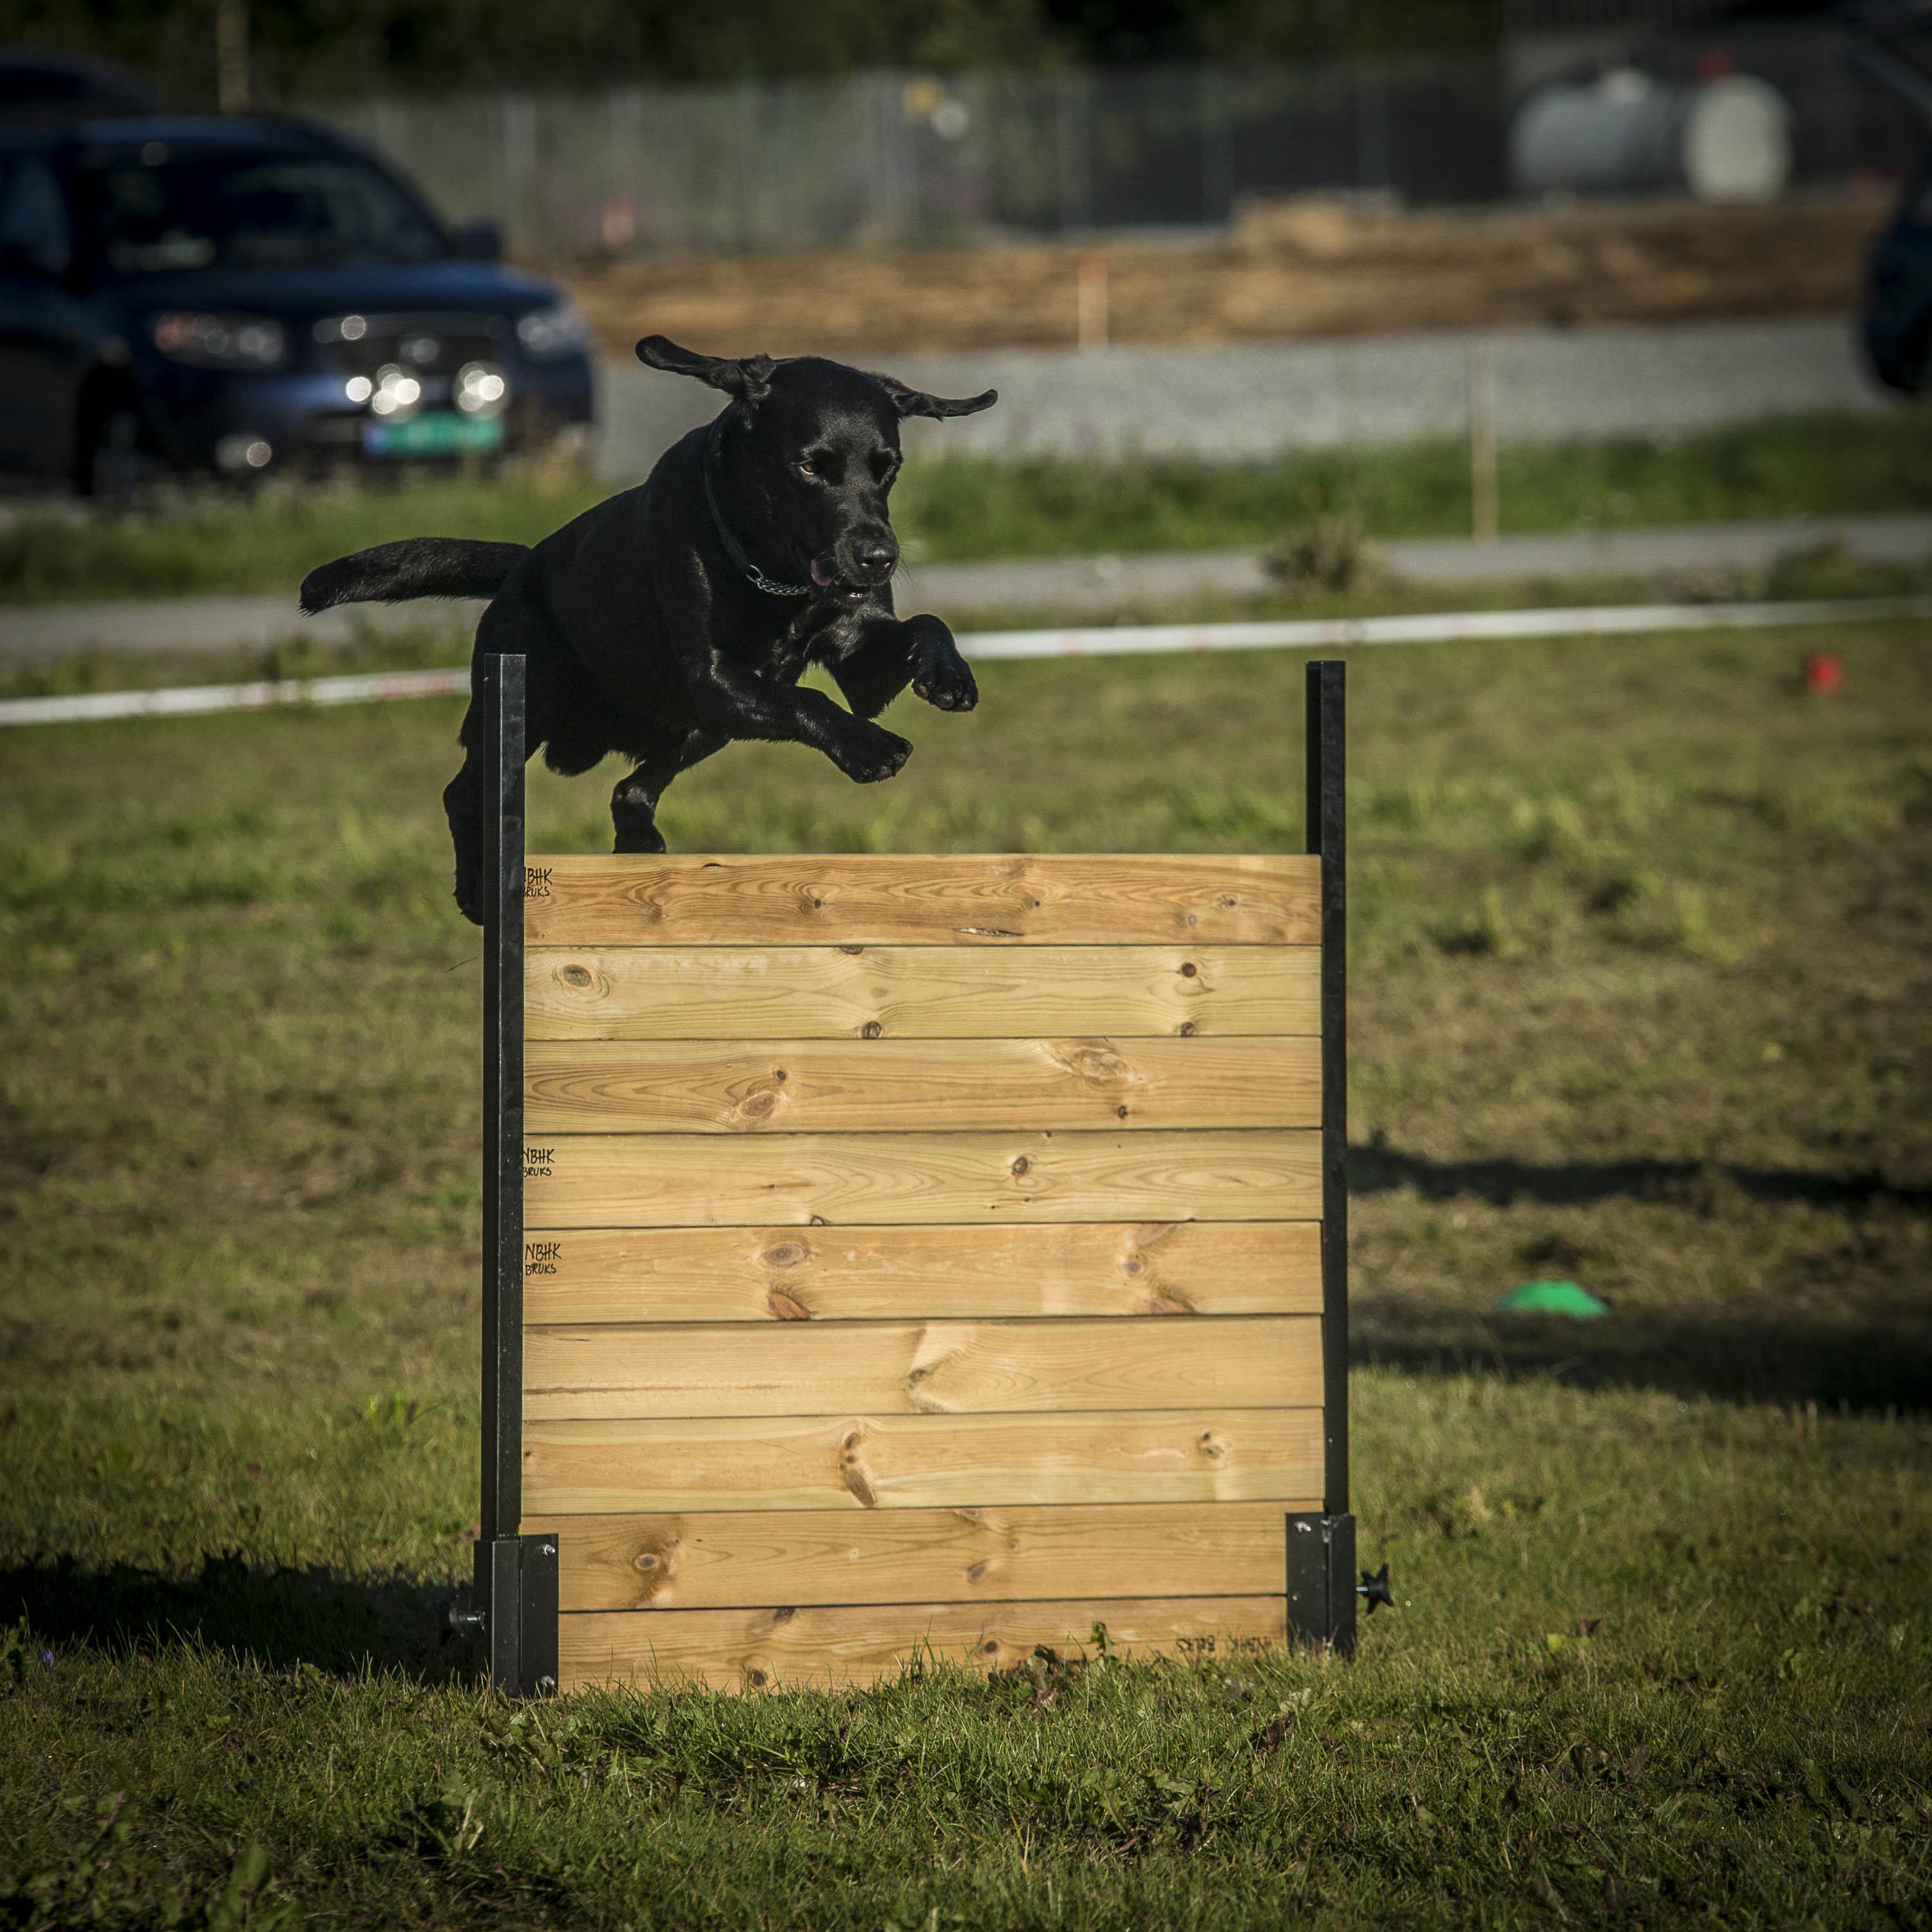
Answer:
558;194;1888;361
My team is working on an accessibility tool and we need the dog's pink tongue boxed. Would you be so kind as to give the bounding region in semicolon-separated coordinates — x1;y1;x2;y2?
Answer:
810;557;832;588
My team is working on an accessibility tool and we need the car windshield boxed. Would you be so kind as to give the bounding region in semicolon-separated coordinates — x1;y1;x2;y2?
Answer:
88;153;445;272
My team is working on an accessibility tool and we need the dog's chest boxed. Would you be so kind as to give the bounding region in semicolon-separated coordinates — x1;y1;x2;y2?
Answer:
797;600;884;670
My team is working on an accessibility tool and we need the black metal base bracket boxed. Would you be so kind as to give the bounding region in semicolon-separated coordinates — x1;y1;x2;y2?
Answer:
458;1533;559;1696
1285;1512;1358;1656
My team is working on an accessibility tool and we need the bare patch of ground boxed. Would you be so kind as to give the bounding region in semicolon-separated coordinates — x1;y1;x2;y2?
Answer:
559;194;1888;359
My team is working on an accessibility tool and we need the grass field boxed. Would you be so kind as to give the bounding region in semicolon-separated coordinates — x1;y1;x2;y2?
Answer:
1;618;1929;1927
1;408;1927;605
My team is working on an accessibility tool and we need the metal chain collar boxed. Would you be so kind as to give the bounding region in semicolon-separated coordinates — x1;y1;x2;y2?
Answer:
703;415;813;598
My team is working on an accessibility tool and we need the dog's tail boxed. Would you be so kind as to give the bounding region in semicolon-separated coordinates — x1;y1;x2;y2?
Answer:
299;537;529;616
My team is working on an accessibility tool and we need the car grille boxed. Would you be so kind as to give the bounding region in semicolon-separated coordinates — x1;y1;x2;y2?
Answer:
314;312;504;379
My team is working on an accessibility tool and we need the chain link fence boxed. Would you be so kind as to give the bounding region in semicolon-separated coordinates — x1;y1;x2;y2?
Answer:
311;20;1904;262
315;57;1506;258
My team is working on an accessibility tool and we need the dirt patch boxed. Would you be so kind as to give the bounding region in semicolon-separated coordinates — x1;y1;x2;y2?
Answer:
558;194;1888;360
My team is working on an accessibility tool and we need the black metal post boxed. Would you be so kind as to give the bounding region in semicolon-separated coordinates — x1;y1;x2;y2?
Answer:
464;654;556;1694
480;653;525;1555
1286;659;1353;1653
1306;659;1347;1519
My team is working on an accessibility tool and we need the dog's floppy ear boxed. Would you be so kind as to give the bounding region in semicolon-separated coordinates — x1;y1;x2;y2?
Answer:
873;374;999;421
636;334;774;401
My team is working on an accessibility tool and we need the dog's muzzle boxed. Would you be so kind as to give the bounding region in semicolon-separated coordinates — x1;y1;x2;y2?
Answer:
822;536;898;592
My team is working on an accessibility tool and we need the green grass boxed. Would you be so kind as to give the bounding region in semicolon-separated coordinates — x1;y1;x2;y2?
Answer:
2;620;1929;1926
2;408;1927;605
901;409;1932;563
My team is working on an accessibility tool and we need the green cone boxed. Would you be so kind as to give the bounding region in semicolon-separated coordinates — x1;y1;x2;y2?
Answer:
1495;1280;1610;1319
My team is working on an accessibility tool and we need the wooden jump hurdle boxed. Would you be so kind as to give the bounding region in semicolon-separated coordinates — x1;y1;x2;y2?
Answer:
463;655;1350;1694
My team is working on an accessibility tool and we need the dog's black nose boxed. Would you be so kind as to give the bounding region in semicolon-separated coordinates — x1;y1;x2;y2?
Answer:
851;538;898;581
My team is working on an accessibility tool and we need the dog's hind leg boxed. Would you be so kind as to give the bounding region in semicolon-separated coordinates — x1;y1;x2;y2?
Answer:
442;620;560;925
442;752;494;927
610;730;728;853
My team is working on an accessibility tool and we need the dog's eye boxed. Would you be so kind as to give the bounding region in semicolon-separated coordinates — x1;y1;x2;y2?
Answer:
799;458;822;478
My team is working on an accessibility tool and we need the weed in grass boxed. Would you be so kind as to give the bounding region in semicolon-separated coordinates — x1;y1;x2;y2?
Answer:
0;618;1928;1926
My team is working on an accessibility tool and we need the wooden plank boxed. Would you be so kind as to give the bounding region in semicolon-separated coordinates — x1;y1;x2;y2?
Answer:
526;1035;1319;1135
521;1220;1323;1325
524;853;1320;949
522;1408;1324;1513
538;1501;1294;1611
525;1313;1320;1420
525;945;1318;1041
558;1596;1289;1691
522;1128;1320;1227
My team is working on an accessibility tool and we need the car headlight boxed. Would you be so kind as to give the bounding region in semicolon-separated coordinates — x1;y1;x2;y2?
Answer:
151;312;288;371
515;303;591;362
367;365;423;419
454;361;509;418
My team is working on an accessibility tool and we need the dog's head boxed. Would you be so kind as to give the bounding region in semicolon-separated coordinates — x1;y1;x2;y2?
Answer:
637;335;996;600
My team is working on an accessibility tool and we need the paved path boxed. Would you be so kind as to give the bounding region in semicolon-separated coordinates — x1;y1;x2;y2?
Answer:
597;314;1899;478
905;513;1932;618
0;594;489;659
3;513;1925;659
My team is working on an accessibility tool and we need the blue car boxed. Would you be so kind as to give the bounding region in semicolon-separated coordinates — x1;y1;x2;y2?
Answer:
0;113;594;494
1866;142;1932;393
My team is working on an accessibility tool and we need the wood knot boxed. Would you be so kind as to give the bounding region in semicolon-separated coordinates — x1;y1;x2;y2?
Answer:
746;1668;767;1688
1056;1041;1128;1083
1125;1259;1143;1274
767;1289;812;1321
1010;1156;1029;1177
762;1242;807;1269
1116;1104;1129;1119
1179;1019;1198;1036
1180;961;1198;978
861;1020;882;1039
739;1090;779;1119
772;1605;796;1622
560;964;593;988
633;1552;660;1572
966;1562;989;1584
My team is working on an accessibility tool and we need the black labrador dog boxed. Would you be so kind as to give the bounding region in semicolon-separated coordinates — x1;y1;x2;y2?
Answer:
299;336;997;923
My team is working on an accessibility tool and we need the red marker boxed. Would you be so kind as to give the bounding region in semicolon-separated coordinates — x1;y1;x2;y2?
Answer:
1803;652;1843;694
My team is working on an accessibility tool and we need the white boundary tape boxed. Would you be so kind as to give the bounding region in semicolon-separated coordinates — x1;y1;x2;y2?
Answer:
2;594;1926;728
958;594;1932;659
0;665;469;727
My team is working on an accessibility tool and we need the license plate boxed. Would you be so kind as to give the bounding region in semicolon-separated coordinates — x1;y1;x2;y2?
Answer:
361;412;504;458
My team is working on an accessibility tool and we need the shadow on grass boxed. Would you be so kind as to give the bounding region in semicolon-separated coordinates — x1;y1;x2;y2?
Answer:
2;1551;474;1680
1354;1312;1932;1412
1349;1141;1932;1412
1349;1139;1932;1215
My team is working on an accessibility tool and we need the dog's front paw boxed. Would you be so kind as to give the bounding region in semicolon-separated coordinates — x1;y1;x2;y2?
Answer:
913;651;978;712
833;721;914;783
